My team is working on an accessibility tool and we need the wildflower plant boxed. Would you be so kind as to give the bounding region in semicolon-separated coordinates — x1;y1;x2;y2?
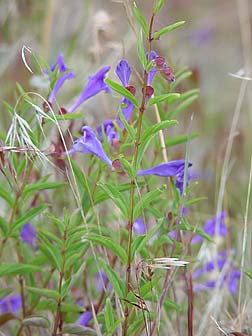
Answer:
0;1;240;335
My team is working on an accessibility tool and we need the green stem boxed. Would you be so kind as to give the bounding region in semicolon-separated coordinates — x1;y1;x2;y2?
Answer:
122;12;155;336
52;227;67;336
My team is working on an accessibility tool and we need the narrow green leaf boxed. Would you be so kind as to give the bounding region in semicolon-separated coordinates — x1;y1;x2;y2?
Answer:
37;235;62;271
133;185;167;220
147;93;180;107
170;71;193;89
26;286;59;301
61;302;84;313
97;182;128;218
105;78;139;108
137;120;177;166
179;218;214;243
22;316;50;328
168;94;198;118
0;216;8;235
244;269;252;280
165;132;199;148
85;233;127;264
117;109;136;140
47;113;83;121
131;218;164;259
23;182;65;196
184;197;207;207
0;186;14;206
137;30;147;68
98;259;126;297
154;21;185;40
153;0;165;14
104;298;114;332
133;2;148;37
11;204;47;233
0;263;41;277
63;324;96;335
94;182;144;205
119;157;136;179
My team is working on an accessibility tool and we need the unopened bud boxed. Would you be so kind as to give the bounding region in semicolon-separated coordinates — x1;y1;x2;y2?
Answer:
112;159;122;170
155;56;166;67
43;101;52;113
144;85;154;98
161;66;175;83
126;85;136;95
59;107;68;115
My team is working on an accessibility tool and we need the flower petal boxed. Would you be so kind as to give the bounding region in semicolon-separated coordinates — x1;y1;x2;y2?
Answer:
116;59;131;87
133;217;146;235
96;119;119;145
137;160;192;177
48;71;76;104
146;50;158;86
68;66;111;113
20;223;37;249
67;126;112;167
78;311;92;326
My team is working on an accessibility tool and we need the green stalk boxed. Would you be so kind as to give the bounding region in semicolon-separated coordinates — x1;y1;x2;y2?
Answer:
122;11;155;336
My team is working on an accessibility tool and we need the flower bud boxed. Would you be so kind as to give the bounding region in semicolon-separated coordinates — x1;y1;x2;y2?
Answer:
126;85;136;96
59;107;68;115
144;85;154;98
155;56;166;67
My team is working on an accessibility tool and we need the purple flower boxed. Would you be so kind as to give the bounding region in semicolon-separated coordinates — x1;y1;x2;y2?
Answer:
191;211;228;244
44;53;76;104
115;60;134;123
78;310;92;326
96;270;111;292
146;50;158;86
192;250;240;295
137;160;192;177
133;217;146;235
175;168;195;195
96;119;119;145
66;126;112;167
20;223;37;249
116;59;131;87
0;295;22;315
68;66;111;113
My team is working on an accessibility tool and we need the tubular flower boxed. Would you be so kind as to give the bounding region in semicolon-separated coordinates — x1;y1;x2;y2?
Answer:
20;223;37;249
78;311;93;326
146;50;158;86
68;65;111;113
44;53;76;104
133;217;146;235
96;119;119;145
115;59;134;123
175;167;195;195
191;211;228;244
192;250;241;295
0;295;22;315
137;160;192;177
66;126;112;167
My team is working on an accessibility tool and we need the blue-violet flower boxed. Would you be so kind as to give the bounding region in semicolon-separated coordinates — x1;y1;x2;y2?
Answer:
20;223;37;249
67;126;112;167
68;65;111;113
44;53;75;104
